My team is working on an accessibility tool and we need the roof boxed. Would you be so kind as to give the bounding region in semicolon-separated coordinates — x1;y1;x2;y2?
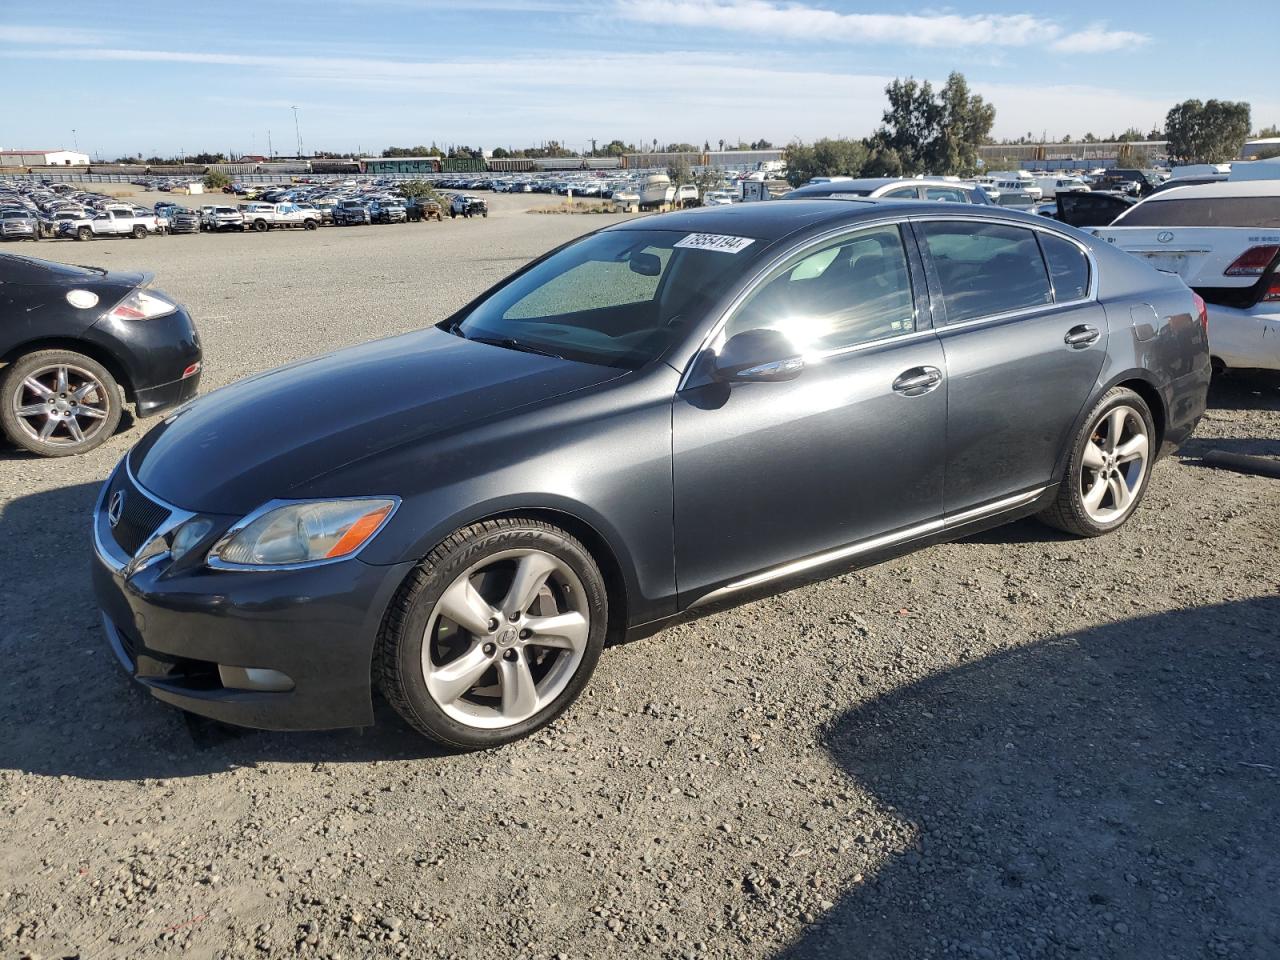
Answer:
1141;180;1280;200
606;197;1042;243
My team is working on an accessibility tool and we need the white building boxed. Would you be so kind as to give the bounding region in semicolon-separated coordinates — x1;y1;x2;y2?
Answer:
0;149;91;167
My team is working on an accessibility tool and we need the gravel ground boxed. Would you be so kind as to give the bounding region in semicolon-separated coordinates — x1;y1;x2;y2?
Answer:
1;194;1278;960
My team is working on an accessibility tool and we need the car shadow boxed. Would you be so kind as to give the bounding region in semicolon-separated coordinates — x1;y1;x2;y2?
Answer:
1206;371;1280;412
0;482;450;783
774;597;1280;960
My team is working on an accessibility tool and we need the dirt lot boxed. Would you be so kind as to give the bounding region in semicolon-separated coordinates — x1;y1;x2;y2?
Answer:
1;194;1278;960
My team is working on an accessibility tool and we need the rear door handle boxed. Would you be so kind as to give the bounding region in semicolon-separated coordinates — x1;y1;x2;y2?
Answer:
1064;324;1101;347
892;366;943;396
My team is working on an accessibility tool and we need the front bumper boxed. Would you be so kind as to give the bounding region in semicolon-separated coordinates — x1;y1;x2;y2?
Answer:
91;462;413;730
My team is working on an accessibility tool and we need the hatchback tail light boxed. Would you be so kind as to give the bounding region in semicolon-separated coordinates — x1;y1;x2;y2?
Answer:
1223;245;1280;277
1192;292;1208;334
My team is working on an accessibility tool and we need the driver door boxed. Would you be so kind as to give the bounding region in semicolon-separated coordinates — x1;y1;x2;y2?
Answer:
671;222;947;604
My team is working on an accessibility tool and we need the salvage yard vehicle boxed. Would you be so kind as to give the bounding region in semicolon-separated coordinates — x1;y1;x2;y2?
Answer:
167;207;201;234
370;199;407;224
406;197;443;222
1094;179;1280;371
0;253;202;456
450;194;488;218
60;206;159;241
1;208;40;241
239;202;319;232
332;199;371;225
785;178;991;204
91;200;1211;749
201;205;245;232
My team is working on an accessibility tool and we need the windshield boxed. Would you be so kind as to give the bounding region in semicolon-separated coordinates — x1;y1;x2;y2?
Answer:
453;228;765;368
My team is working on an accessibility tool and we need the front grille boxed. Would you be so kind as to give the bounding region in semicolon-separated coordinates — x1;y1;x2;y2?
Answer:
107;467;171;556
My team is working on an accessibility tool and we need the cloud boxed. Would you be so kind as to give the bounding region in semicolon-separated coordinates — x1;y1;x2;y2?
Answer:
613;1;1149;53
1050;23;1150;54
0;24;107;45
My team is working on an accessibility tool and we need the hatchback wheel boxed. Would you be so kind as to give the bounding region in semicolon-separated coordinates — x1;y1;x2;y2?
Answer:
0;350;123;457
1039;387;1154;537
378;517;607;749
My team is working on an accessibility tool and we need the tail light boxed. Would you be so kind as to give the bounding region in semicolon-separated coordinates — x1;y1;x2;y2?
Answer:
1264;278;1280;303
106;288;177;321
1192;292;1208;334
1223;245;1280;277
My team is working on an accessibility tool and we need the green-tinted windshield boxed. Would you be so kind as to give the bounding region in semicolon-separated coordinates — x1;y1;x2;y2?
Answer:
454;229;763;368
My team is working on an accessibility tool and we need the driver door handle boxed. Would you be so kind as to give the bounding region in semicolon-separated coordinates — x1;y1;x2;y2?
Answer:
892;366;943;396
1064;324;1101;347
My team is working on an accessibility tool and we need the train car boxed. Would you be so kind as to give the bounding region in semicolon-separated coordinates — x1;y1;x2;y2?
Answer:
87;164;149;176
583;157;623;170
533;157;587;171
363;157;441;175
310;159;362;175
440;156;483;173
148;164;209;176
257;161;309;175
485;157;536;173
208;162;261;176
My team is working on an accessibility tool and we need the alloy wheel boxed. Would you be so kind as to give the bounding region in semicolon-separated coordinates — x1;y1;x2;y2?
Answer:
11;363;112;447
1079;404;1149;524
422;548;591;729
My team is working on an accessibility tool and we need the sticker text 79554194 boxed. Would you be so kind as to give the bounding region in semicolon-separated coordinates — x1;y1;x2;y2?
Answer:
673;233;756;254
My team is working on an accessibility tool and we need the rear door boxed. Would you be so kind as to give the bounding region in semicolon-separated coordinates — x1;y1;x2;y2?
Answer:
914;217;1108;515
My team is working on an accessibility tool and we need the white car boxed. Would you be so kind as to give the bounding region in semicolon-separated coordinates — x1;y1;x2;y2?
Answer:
1093;180;1280;372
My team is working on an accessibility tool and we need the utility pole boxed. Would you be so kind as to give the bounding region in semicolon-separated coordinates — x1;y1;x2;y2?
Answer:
72;128;78;152
268;129;273;159
292;105;303;158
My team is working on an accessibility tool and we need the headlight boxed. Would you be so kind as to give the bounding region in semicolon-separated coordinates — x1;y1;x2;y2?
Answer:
171;517;216;563
207;498;397;569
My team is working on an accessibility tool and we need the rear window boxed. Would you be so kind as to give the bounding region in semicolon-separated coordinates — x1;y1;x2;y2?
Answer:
1115;196;1280;228
920;221;1052;324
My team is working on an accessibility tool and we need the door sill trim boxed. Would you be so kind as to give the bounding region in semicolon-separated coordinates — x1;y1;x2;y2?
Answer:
688;486;1045;609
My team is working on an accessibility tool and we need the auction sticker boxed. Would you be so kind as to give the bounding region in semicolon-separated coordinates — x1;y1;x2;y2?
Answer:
674;233;756;254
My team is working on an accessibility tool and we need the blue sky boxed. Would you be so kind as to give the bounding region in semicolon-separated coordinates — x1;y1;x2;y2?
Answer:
2;0;1275;158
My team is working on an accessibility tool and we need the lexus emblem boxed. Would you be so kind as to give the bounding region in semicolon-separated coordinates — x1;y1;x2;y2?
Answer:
1156;231;1174;243
107;490;125;528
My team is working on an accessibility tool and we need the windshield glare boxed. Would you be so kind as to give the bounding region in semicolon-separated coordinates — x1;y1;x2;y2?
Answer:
454;229;762;368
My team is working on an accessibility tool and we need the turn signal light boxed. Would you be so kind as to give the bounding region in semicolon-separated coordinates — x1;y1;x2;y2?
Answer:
1191;292;1208;334
1223;245;1280;277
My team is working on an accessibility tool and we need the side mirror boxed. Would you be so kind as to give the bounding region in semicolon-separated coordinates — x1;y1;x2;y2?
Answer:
711;329;805;383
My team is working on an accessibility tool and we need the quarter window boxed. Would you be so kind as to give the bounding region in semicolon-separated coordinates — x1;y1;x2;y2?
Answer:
920;221;1052;324
925;187;967;203
1038;233;1091;302
725;225;916;353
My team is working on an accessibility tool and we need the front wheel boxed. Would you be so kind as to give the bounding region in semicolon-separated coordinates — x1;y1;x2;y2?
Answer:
77;226;92;241
304;219;317;230
0;349;123;457
377;517;608;749
1039;387;1154;537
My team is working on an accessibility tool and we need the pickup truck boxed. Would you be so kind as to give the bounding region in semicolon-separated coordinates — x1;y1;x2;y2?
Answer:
201;205;246;232
59;206;160;241
238;202;319;232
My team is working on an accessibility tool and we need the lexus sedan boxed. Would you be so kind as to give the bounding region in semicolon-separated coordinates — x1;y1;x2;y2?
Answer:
92;200;1209;749
1;254;202;456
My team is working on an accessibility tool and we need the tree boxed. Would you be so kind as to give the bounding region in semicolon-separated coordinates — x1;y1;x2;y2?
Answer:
783;138;870;186
667;155;693;186
1255;124;1279;139
1164;99;1252;162
490;147;510;159
189;152;226;165
203;170;231;190
866;72;993;176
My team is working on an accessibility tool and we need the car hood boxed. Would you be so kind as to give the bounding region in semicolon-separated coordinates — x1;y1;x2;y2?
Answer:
130;327;627;514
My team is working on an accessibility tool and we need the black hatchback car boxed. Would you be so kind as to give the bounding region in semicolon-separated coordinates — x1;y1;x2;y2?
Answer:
92;201;1209;748
2;254;202;456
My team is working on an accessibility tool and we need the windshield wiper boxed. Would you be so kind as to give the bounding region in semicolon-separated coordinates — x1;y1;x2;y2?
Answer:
465;334;566;360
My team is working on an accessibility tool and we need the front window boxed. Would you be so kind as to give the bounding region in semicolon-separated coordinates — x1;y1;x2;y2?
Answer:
724;224;916;353
452;229;765;368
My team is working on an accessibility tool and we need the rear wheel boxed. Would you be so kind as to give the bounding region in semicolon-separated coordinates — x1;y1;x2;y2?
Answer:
253;219;267;232
0;350;122;457
378;517;608;749
132;225;147;239
1039;387;1154;537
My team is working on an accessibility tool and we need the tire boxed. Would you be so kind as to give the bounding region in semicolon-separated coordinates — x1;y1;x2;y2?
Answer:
253;219;267;232
377;517;608;749
1038;387;1155;537
304;219;317;230
0;349;123;457
132;225;147;239
77;226;92;241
